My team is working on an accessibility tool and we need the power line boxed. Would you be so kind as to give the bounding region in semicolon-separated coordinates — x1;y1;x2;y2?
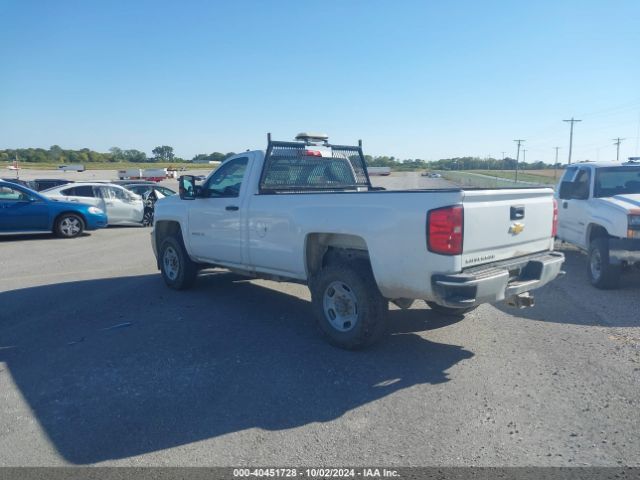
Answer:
513;139;525;182
563;118;582;164
613;137;625;161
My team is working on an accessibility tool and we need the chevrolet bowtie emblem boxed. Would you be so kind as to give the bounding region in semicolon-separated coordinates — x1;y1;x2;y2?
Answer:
509;222;525;235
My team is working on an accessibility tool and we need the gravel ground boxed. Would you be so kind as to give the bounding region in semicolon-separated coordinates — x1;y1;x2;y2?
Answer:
0;171;639;466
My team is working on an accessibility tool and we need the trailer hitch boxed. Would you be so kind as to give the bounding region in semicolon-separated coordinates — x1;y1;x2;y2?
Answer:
505;292;535;308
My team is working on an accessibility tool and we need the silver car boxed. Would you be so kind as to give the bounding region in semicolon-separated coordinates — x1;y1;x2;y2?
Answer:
42;182;144;225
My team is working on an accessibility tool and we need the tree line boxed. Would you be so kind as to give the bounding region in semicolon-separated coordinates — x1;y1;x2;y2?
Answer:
0;145;237;165
364;155;559;171
1;145;559;171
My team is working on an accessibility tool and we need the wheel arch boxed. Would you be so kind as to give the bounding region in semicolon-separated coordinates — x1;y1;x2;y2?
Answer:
305;232;372;280
154;220;184;267
586;223;611;244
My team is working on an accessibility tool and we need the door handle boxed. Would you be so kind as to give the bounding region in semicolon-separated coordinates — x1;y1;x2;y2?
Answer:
225;205;239;211
562;201;568;209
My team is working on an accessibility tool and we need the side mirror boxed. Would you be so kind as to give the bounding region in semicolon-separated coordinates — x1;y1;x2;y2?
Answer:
558;181;575;200
179;175;197;200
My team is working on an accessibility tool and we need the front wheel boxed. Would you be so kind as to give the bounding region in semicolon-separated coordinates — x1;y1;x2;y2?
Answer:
588;238;620;289
310;261;388;350
426;302;478;316
159;235;198;290
55;213;84;238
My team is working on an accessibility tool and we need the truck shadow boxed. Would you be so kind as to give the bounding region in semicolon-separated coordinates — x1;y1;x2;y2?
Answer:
0;272;472;464
494;247;640;327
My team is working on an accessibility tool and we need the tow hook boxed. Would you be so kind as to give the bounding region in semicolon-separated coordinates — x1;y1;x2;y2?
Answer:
506;292;535;308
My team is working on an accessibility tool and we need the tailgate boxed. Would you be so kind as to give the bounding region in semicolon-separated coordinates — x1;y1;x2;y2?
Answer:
461;188;555;268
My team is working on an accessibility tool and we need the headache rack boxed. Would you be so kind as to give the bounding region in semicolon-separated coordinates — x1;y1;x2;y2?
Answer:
258;133;373;194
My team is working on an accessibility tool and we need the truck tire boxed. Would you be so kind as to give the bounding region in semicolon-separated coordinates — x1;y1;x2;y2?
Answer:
426;302;478;316
159;235;198;290
54;213;84;238
588;238;621;289
311;261;388;350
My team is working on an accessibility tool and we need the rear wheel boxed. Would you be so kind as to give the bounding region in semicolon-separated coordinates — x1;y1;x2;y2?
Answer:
55;213;84;238
310;261;388;349
588;238;620;289
426;302;478;316
159;235;198;289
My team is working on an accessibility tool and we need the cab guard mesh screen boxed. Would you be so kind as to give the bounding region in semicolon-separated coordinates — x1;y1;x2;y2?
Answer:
259;141;372;193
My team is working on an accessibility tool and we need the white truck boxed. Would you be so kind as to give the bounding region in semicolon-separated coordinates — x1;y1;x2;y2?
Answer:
118;168;170;182
555;159;640;289
151;134;564;348
58;164;85;172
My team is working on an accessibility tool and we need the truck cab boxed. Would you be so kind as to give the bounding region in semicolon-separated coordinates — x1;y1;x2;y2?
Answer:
556;160;640;288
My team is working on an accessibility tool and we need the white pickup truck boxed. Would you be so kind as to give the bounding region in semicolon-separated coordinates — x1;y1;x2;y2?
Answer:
556;159;640;289
151;134;564;348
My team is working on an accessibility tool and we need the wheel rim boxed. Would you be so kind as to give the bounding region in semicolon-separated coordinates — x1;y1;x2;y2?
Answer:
163;246;180;281
60;217;81;237
323;281;359;332
143;212;153;226
590;248;602;281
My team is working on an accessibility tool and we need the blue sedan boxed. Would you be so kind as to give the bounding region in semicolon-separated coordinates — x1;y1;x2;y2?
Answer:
0;180;108;238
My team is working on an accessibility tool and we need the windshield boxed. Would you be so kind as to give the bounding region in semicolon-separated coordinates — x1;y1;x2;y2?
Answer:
594;166;640;197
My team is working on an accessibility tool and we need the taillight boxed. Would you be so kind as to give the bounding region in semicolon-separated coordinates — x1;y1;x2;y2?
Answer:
427;205;464;255
552;198;558;237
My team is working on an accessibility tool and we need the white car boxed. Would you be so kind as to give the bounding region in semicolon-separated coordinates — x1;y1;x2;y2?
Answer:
151;133;564;349
556;159;640;288
43;182;144;225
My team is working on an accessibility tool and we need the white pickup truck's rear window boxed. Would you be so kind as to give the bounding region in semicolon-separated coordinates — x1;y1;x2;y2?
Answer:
260;141;371;193
262;157;359;190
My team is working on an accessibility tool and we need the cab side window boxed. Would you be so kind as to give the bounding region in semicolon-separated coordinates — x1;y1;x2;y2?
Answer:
573;169;591;199
202;157;248;198
62;186;95;197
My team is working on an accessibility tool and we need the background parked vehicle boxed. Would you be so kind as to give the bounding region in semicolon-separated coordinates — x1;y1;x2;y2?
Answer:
31;179;73;191
2;178;37;190
43;182;144;226
58;164;85;172
0;180;107;238
122;183;176;226
117;168;174;182
555;159;640;289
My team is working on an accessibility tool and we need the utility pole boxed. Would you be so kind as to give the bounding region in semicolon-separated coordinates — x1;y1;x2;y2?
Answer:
553;147;561;180
522;149;527;164
563;117;582;164
513;139;525;182
613;137;624;161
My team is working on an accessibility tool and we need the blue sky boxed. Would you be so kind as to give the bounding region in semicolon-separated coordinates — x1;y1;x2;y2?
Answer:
1;0;639;163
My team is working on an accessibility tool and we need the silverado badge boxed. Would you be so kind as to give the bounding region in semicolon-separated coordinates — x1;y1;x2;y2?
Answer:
509;222;525;235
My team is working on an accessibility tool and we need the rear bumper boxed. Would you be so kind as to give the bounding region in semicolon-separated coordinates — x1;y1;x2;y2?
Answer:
431;251;565;308
609;238;640;265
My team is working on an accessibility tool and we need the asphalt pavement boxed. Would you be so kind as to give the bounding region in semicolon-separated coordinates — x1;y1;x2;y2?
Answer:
1;172;639;466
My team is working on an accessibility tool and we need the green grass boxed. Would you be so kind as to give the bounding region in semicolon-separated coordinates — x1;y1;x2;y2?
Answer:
441;171;555;189
463;170;557;185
